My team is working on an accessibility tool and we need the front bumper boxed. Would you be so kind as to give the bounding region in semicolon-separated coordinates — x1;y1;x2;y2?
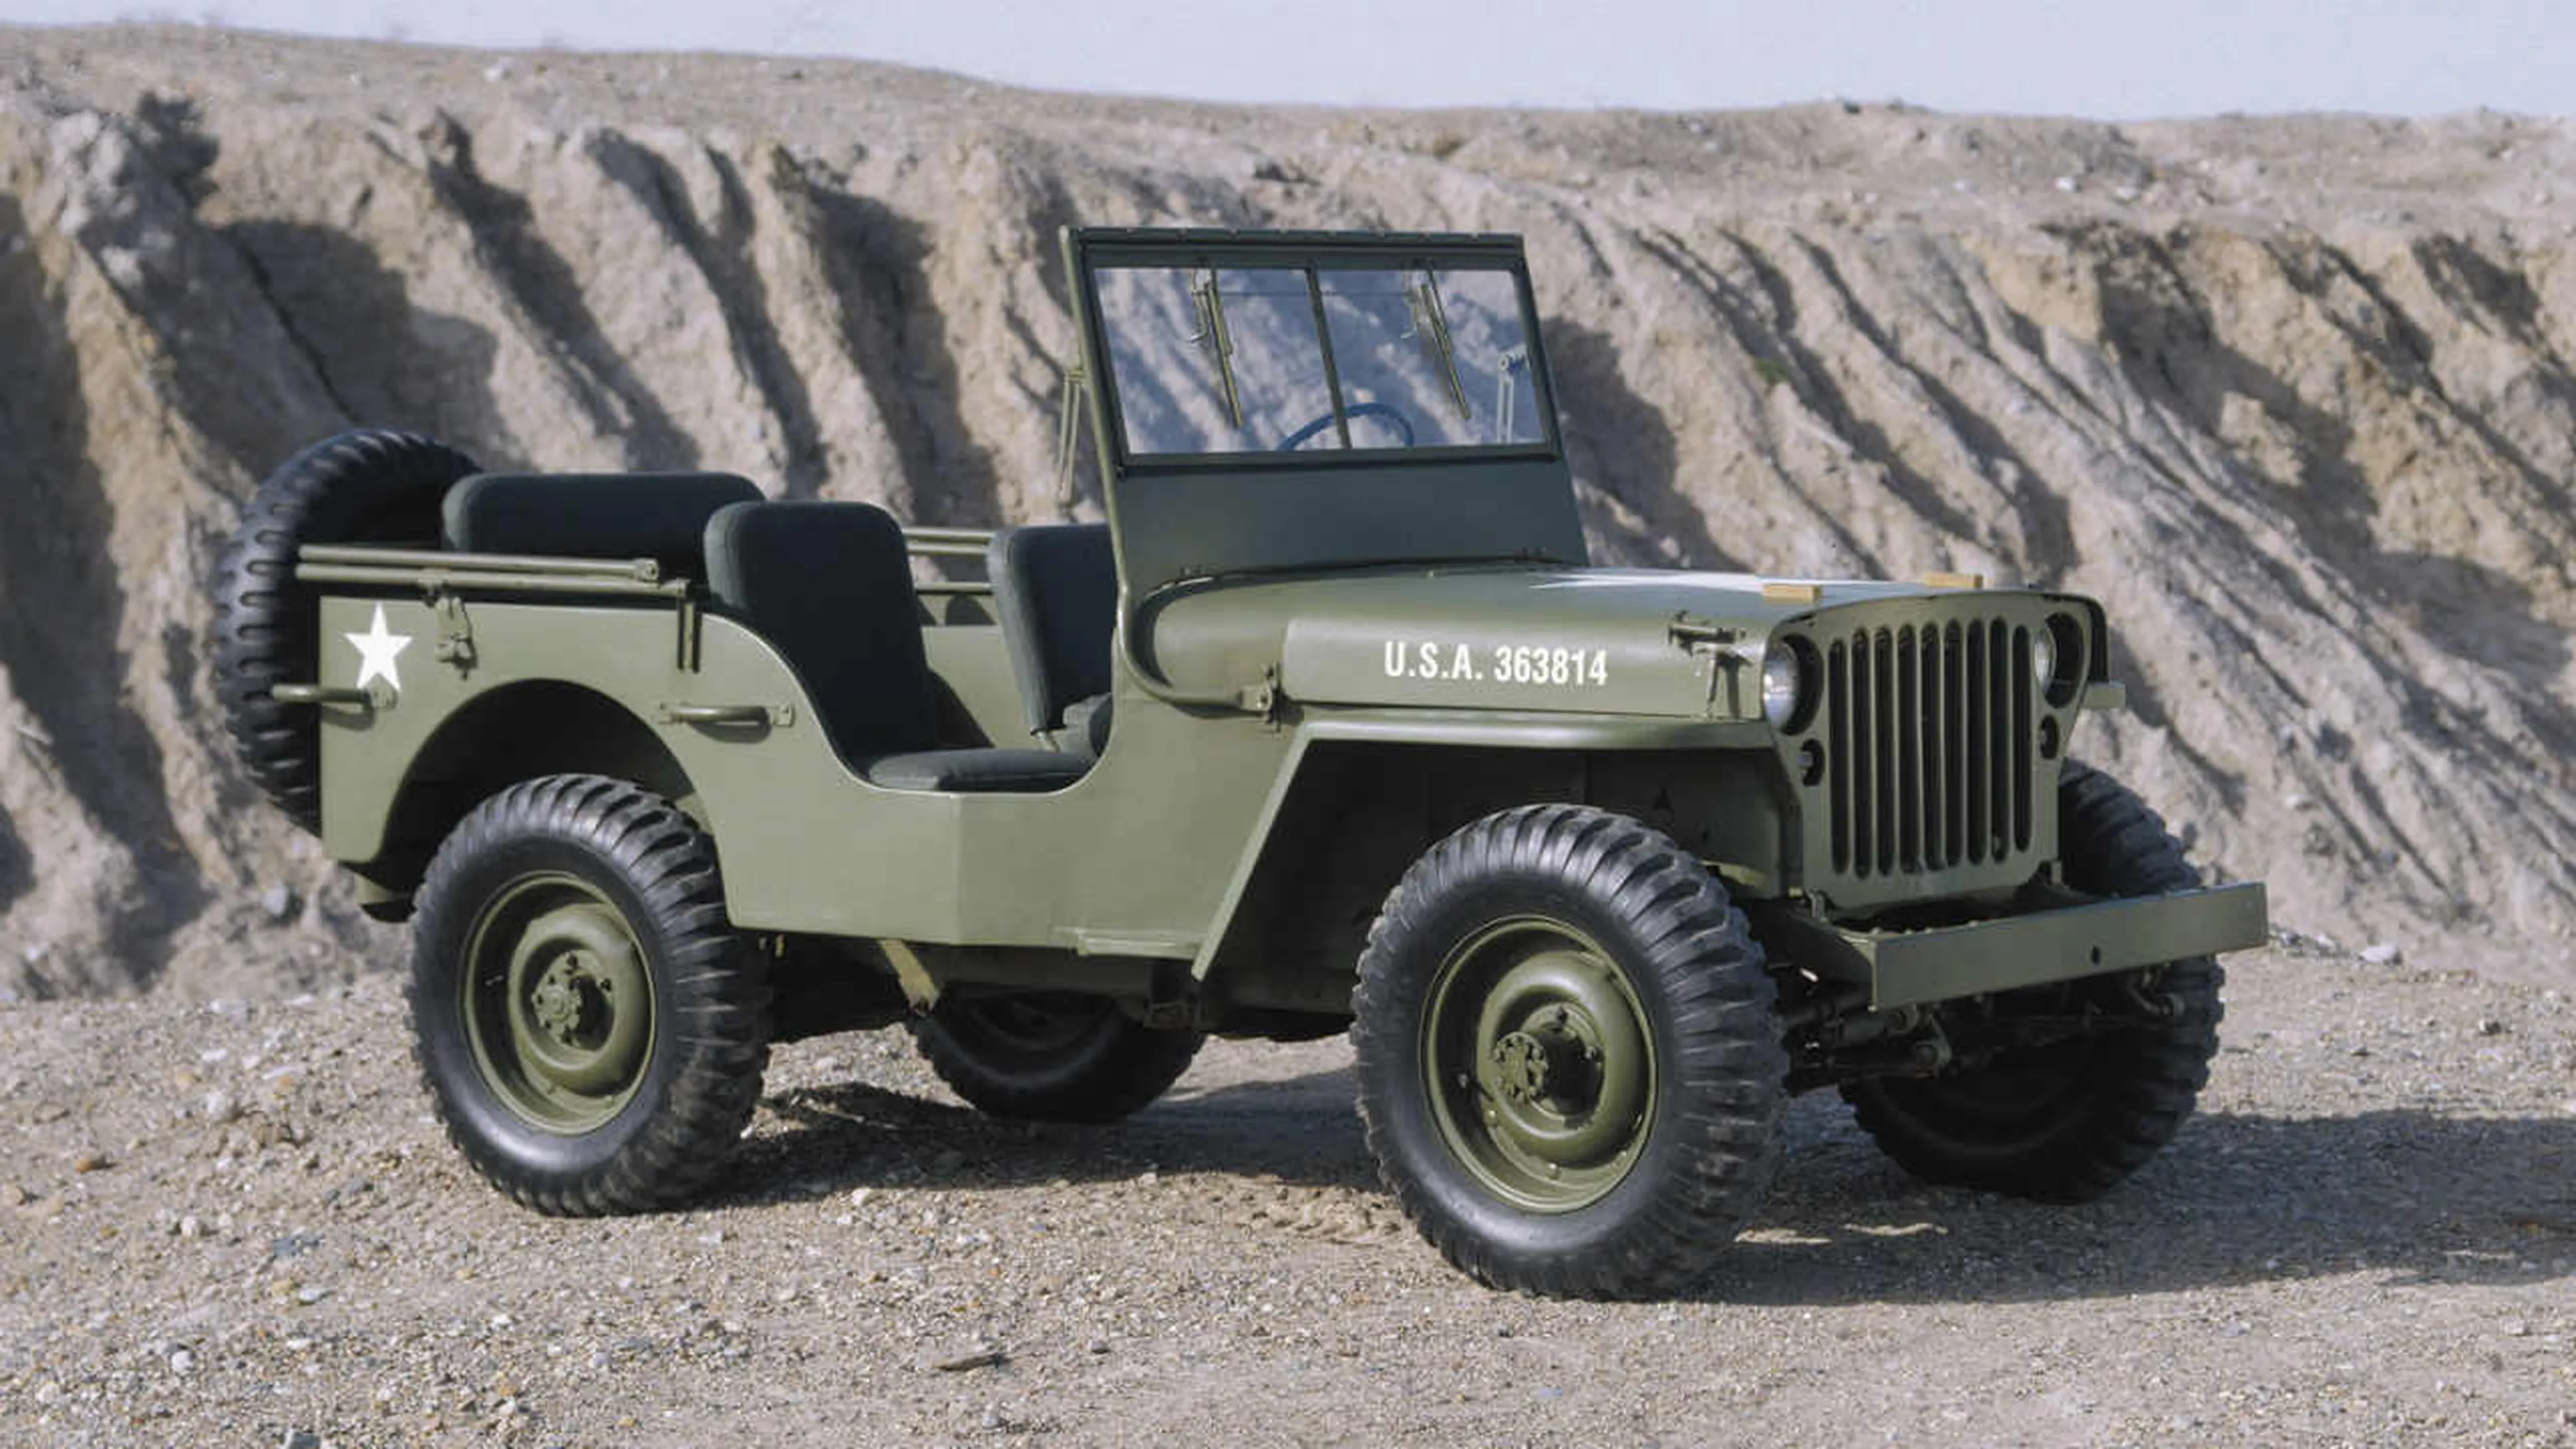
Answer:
1762;881;2269;1010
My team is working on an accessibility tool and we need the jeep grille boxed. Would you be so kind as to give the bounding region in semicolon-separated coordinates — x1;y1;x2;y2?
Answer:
1824;617;2034;878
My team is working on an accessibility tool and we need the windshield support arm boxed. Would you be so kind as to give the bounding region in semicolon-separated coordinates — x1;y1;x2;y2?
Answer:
1053;364;1090;506
1495;344;1529;443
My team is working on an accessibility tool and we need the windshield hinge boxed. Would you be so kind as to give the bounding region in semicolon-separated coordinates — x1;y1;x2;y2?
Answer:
1236;665;1285;726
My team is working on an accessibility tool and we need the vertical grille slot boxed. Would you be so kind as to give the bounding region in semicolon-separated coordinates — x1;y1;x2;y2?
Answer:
1986;620;2011;862
1827;640;1851;872
1870;628;1896;876
1966;621;1990;863
2011;624;2034;851
1896;627;1921;872
1849;631;1874;873
1821;613;2033;881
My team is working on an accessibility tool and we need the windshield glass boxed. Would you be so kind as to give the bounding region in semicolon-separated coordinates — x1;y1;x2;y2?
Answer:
1093;260;1548;458
1094;266;1333;455
1318;267;1546;451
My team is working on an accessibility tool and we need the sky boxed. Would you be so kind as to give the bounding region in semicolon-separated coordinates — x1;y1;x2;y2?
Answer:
11;0;2572;118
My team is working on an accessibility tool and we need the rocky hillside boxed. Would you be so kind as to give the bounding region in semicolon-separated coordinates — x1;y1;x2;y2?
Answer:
3;25;2573;998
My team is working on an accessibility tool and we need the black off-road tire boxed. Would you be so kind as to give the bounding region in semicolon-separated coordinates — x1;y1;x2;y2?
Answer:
908;994;1204;1122
1841;759;2226;1202
410;775;771;1216
1352;804;1787;1299
212;429;482;833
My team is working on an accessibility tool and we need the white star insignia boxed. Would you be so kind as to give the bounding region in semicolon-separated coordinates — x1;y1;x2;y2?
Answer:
345;603;412;693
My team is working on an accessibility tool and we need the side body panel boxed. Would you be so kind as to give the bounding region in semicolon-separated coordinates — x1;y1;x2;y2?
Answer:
315;594;1295;957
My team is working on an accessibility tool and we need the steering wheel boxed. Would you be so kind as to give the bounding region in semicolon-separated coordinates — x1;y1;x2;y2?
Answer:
1275;401;1417;451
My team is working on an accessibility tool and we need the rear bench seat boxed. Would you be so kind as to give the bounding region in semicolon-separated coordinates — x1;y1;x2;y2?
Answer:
441;476;1081;794
441;470;763;576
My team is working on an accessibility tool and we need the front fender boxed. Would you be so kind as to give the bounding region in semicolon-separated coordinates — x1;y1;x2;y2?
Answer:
1190;706;1780;991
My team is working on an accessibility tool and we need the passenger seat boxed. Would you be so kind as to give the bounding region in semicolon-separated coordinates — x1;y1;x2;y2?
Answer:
985;523;1118;757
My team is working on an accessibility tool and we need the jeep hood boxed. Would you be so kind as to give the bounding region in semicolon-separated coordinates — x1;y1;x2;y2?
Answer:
1137;565;1972;721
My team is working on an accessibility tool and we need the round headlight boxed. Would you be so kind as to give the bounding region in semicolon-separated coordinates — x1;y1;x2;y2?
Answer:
1762;641;1807;730
2041;612;2086;706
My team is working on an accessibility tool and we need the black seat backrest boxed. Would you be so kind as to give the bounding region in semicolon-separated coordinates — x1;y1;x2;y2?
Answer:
442;471;763;577
702;500;939;767
986;523;1116;737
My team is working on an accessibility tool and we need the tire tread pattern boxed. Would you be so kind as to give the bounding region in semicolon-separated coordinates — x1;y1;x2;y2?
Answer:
409;774;771;1216
1354;804;1787;1299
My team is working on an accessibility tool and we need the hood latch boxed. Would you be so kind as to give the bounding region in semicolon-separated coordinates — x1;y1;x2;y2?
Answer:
1669;614;1759;718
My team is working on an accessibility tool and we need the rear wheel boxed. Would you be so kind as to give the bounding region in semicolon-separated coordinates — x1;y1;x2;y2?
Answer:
1841;760;2225;1201
908;992;1203;1122
1353;804;1786;1299
410;775;771;1215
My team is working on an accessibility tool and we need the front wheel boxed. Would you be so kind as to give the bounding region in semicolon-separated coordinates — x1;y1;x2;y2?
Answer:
1353;804;1786;1299
409;775;771;1216
1841;759;2225;1201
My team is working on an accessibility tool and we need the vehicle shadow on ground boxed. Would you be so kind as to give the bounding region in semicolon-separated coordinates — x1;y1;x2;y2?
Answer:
724;1065;2576;1304
1704;1095;2576;1305
727;1060;1379;1199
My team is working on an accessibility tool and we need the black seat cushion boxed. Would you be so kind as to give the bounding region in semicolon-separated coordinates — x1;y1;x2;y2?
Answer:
986;523;1116;739
444;471;762;576
1061;692;1113;757
704;500;940;767
860;748;1090;794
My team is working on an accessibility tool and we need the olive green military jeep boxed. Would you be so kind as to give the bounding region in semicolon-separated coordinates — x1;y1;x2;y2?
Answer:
211;227;2265;1298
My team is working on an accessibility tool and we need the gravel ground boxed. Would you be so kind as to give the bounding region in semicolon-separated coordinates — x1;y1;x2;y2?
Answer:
3;945;2573;1447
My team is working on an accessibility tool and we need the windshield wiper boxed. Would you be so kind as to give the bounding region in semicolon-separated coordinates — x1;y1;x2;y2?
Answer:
1189;268;1244;429
1407;269;1472;422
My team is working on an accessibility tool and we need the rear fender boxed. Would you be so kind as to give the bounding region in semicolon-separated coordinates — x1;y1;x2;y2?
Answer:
359;680;694;901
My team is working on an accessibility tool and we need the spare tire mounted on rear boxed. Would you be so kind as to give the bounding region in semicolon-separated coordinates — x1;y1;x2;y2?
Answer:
210;429;483;834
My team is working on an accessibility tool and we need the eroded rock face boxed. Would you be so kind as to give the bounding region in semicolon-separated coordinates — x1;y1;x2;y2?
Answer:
2;26;2573;996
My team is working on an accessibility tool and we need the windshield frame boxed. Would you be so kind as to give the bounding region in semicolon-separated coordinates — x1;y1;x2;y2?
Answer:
1075;231;1564;474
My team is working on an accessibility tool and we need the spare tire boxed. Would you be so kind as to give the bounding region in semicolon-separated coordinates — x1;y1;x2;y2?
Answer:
212;430;483;834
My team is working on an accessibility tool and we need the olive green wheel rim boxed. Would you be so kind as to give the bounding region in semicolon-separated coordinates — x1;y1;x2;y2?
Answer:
460;873;657;1134
1422;915;1654;1214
